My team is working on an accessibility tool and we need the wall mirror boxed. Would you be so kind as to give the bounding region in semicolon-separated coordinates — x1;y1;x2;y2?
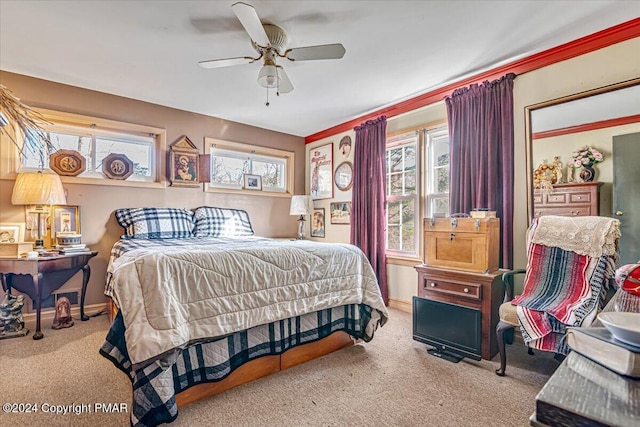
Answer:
525;77;640;264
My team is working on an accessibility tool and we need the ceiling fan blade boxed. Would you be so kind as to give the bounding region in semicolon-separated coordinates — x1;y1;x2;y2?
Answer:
285;43;346;61
231;2;270;48
198;56;255;69
277;67;294;94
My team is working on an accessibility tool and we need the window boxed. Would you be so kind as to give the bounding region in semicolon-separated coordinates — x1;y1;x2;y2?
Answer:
386;132;418;255
5;108;166;187
205;138;294;197
424;127;449;217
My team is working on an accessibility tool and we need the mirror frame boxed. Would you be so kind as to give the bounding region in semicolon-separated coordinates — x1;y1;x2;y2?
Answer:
524;77;640;224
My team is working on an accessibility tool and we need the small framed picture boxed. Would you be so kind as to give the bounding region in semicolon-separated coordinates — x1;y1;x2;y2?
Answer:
171;151;200;187
311;208;325;238
51;205;81;238
330;202;351;225
0;223;26;243
243;174;262;190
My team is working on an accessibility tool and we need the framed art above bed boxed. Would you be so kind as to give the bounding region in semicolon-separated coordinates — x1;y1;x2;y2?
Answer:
169;135;200;188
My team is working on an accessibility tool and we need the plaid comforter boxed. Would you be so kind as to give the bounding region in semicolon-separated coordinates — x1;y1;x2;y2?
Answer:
100;304;375;427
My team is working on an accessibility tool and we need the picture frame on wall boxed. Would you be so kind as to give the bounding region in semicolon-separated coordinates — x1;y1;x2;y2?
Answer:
311;208;325;238
169;135;200;187
243;174;262;190
330;202;351;225
0;223;26;243
310;143;333;200
51;205;81;238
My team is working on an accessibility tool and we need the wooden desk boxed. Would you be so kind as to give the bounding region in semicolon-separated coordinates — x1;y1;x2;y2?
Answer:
0;251;98;340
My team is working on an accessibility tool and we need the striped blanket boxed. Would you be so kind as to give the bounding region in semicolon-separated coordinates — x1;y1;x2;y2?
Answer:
512;216;619;354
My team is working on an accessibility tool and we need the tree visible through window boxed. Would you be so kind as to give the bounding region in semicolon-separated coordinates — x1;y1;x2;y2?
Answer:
386;133;418;254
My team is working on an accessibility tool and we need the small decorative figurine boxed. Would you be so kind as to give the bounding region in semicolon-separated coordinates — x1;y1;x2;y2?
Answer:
552;156;563;184
0;293;29;339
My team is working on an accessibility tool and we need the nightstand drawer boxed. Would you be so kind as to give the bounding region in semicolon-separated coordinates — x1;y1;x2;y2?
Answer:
419;277;482;301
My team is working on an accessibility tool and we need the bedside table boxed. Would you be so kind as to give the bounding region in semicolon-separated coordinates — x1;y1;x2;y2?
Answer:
0;251;98;340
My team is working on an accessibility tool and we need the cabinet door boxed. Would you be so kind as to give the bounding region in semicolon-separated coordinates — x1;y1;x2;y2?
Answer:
614;132;640;265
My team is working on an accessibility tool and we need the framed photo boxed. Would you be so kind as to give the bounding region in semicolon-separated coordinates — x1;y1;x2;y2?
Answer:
0;223;25;243
330;202;351;225
310;143;333;200
169;135;200;188
51;205;80;238
311;208;325;238
102;153;134;180
334;161;353;191
244;174;262;190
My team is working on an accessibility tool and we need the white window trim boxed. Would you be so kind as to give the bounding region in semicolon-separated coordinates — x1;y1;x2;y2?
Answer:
0;108;167;189
204;137;295;198
424;126;450;218
386;132;420;258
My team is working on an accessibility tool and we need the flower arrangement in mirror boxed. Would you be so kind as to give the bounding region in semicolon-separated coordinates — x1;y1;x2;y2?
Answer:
0;84;56;164
533;159;560;194
571;146;604;183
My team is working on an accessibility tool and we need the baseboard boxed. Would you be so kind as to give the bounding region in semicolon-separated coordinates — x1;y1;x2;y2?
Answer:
388;298;412;313
21;302;109;324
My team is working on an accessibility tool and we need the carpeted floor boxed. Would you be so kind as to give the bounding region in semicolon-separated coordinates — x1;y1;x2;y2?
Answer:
0;308;559;427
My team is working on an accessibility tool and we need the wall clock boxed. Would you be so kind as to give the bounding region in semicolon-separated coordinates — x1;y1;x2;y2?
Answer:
334;161;353;191
49;149;86;176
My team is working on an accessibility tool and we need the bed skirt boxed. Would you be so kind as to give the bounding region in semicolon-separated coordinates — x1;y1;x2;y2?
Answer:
100;304;377;427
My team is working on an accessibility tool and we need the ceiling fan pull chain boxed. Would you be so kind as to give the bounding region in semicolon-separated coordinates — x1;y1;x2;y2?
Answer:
265;86;270;107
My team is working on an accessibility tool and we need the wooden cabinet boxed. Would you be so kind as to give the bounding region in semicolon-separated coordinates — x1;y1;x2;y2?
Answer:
414;265;505;360
423;218;500;273
533;182;602;218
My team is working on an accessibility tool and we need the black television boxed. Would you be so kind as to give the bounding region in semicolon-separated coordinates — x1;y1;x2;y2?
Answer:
412;296;482;362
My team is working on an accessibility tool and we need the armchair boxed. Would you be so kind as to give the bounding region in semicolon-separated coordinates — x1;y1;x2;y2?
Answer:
495;216;620;376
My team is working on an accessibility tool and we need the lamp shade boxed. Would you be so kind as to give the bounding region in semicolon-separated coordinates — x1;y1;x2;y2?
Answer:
11;171;67;205
290;195;313;216
257;64;279;88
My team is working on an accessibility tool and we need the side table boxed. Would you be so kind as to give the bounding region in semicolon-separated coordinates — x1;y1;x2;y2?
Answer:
0;251;98;340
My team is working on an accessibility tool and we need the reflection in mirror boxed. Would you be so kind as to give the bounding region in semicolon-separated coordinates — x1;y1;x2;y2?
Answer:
525;78;640;264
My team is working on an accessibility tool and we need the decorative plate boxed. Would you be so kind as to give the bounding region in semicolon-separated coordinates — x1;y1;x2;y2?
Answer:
334;161;353;191
102;153;134;180
50;149;86;176
598;312;640;347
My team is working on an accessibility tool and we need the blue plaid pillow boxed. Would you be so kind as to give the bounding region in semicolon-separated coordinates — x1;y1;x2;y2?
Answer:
193;207;254;237
115;208;194;239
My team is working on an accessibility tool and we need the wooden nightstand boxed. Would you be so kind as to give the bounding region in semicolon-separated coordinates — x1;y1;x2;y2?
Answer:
0;251;98;339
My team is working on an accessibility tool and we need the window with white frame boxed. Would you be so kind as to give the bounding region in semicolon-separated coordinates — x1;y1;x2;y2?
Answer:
205;138;294;196
386;132;418;255
424;127;450;217
12;109;165;186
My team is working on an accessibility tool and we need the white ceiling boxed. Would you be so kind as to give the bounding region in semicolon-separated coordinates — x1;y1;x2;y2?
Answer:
1;1;638;137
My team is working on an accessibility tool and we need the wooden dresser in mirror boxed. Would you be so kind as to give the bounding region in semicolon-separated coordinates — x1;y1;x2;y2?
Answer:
533;182;602;218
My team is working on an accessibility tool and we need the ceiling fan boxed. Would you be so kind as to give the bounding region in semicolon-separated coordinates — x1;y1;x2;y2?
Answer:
198;2;346;103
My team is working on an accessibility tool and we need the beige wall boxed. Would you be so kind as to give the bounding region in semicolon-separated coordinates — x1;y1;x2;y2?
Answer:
306;36;640;305
0;71;306;309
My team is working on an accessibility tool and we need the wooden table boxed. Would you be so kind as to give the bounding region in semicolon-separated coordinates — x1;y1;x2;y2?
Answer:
0;251;98;340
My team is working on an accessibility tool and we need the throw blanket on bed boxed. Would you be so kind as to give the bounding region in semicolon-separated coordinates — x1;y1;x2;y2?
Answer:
106;237;388;367
513;216;619;354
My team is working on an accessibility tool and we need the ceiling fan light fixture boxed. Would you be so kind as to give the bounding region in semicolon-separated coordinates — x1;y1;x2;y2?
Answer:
257;64;279;88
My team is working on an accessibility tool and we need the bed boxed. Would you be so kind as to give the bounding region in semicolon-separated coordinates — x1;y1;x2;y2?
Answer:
99;207;388;426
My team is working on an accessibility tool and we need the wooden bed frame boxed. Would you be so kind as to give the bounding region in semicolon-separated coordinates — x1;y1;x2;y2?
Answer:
108;299;355;408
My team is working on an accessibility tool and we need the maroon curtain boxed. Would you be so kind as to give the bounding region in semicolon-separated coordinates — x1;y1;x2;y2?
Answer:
445;73;515;269
351;116;388;305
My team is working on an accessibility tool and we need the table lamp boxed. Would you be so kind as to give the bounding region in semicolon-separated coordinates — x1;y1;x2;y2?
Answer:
289;195;313;240
11;170;67;250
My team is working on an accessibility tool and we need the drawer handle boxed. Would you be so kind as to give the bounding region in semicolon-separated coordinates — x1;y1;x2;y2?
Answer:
576;196;582;200
572;210;580;216
463;288;470;293
430;283;437;288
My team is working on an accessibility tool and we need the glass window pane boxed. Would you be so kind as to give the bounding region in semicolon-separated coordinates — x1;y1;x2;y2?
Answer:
253;160;284;190
432;198;449;217
404;145;416;170
402;225;415;252
401;199;415;225
389;173;403;196
436;167;449;193
389;148;403;172
387;226;400;251
405;171;416;194
211;156;248;186
387;201;400;226
95;138;152;177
